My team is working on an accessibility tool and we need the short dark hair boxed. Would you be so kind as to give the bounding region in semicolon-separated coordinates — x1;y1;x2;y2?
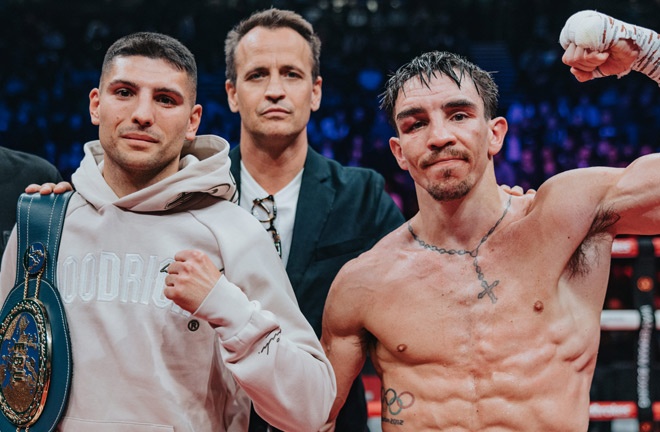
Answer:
101;32;198;98
224;8;321;84
380;51;499;128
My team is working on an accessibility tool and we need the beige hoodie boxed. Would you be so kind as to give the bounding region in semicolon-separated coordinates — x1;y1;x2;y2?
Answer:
0;135;335;432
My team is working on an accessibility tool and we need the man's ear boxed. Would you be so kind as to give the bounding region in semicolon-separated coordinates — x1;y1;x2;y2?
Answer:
225;80;239;113
89;88;100;126
488;116;508;156
185;104;203;142
389;136;409;171
311;76;323;112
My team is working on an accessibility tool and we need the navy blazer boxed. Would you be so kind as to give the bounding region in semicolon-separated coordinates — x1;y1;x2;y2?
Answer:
0;147;62;262
230;146;404;336
230;146;405;431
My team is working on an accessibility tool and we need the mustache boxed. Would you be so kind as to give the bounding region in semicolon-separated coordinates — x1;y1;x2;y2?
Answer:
419;149;470;169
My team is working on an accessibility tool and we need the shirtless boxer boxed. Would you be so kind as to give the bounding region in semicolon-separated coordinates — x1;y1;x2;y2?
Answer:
321;10;660;431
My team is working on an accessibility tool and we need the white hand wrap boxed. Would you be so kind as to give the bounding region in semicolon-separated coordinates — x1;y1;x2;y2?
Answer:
559;10;660;84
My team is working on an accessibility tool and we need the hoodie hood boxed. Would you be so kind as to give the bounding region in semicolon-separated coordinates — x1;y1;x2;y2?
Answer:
72;135;238;213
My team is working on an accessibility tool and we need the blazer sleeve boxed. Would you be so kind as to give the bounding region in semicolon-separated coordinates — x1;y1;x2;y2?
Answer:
369;172;406;239
193;207;336;432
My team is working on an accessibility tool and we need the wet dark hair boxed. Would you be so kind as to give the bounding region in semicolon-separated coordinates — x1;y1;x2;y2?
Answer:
224;8;321;84
380;51;499;128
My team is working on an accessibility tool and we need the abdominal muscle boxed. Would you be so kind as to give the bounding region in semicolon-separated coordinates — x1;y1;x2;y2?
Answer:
358;213;608;431
376;360;592;431
368;290;599;432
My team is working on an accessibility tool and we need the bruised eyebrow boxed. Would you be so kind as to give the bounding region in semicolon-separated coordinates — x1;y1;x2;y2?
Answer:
395;98;478;122
395;107;425;122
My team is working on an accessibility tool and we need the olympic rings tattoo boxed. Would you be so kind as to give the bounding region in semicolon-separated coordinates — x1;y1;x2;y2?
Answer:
382;388;415;415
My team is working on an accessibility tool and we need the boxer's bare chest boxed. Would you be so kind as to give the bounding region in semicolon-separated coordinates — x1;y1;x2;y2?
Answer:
364;223;562;369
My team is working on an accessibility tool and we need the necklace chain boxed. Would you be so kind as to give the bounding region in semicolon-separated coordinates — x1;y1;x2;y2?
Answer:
408;195;512;303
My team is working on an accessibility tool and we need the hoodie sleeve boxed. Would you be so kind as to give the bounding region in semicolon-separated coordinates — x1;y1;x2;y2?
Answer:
193;205;336;432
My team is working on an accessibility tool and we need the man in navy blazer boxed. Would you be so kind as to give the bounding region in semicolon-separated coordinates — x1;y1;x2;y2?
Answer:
229;146;404;337
224;8;404;432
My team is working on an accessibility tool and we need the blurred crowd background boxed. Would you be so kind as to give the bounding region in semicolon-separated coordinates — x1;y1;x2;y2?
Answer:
3;0;660;221
4;0;660;427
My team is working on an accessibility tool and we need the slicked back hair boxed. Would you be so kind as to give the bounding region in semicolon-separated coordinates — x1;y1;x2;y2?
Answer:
224;8;321;84
101;32;198;100
380;51;499;130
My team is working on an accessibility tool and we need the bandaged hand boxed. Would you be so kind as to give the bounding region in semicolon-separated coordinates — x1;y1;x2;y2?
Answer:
559;10;660;84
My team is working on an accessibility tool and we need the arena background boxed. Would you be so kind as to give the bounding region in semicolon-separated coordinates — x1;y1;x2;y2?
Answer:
3;1;660;430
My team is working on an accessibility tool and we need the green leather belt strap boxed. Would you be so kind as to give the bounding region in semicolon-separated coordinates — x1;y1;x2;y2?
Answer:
0;192;73;432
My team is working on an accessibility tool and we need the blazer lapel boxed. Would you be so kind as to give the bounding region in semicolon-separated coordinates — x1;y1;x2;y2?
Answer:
286;148;335;293
229;146;334;294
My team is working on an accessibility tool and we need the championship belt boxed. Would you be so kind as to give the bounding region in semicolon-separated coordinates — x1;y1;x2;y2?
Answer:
0;192;73;432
